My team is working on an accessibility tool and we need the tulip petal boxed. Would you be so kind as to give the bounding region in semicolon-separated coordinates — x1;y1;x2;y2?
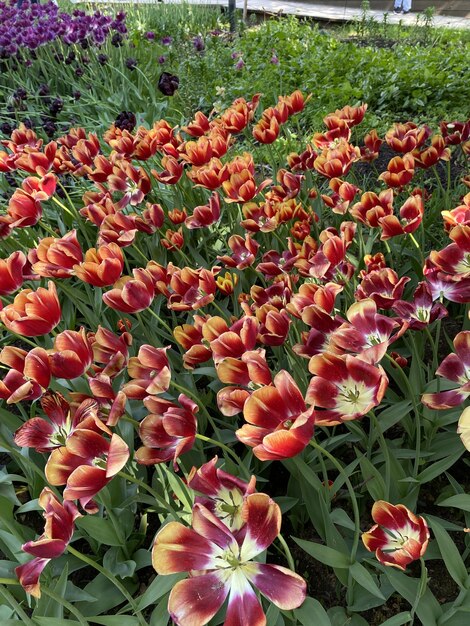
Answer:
168;571;230;626
240;494;281;561
16;558;50;598
224;569;266;626
243;562;307;610
153;522;221;574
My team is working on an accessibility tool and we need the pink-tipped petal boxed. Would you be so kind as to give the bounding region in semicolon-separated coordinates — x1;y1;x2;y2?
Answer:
243;562;307;610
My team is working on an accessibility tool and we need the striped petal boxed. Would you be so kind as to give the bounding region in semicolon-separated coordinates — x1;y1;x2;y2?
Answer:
243;562;307;610
63;465;108;505
153;521;221;574
372;501;409;530
240;494;281;561
224;569;266;626
192;504;238;551
168;571;230;626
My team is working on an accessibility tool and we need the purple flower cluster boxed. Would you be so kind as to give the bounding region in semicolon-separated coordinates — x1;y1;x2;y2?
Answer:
0;1;127;58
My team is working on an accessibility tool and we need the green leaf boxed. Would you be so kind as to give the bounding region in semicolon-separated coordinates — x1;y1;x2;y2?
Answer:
149;597;172;626
295;597;331;626
76;516;123;547
427;516;468;589
328;606;368;625
103;547;136;578
380;613;413;626
382;565;442;625
349;562;385;600
33;616;79;626
377;401;412;432
438;494;470;513
292;538;350;568
136;573;185;611
35;564;68;618
358;454;386;501
161;465;193;511
86;618;140;626
273;496;298;514
417;450;462;484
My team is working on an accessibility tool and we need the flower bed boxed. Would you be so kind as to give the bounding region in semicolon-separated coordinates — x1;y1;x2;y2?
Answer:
0;91;469;624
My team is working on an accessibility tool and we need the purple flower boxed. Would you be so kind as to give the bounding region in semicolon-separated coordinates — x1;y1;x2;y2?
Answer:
125;57;137;70
158;55;166;64
270;51;279;64
192;35;204;51
161;35;173;45
235;58;245;70
146;31;155;40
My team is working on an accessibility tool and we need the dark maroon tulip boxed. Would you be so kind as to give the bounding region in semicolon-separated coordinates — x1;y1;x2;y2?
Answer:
158;72;179;96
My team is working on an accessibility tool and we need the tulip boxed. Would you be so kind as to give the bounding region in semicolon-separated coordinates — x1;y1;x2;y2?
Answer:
422;331;470;409
73;243;124;287
103;268;155;313
49;328;94;379
362;501;429;570
14;393;102;452
0;346;50;404
185;192;221;229
306;353;388;425
16;489;81;598
237;370;315;460
188;457;257;533
0;251;28;295
123;345;171;399
153;494;306;626
378;154;415;188
46;430;129;509
0;281;61;336
355;268;410;309
135;394;198;467
30;230;83;278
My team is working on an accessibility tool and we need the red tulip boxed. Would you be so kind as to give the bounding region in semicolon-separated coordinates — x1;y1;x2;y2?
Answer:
0;251;28;295
103;268;155;313
306;353;388;425
136;394;198;467
46;429;129;510
73;243;124;287
362;501;429;570
237;371;315;460
123;344;171;399
29;230;83;278
16;489;81;597
153;494;306;626
0;346;50;404
0;281;61;336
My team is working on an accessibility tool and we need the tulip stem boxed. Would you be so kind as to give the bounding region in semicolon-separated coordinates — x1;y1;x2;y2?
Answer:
195;433;251;480
369;411;391;500
384;352;423;478
117;470;178;519
67;545;147;626
278;532;296;572
309;440;361;562
0;583;35;625
410;557;428;623
146;307;174;335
